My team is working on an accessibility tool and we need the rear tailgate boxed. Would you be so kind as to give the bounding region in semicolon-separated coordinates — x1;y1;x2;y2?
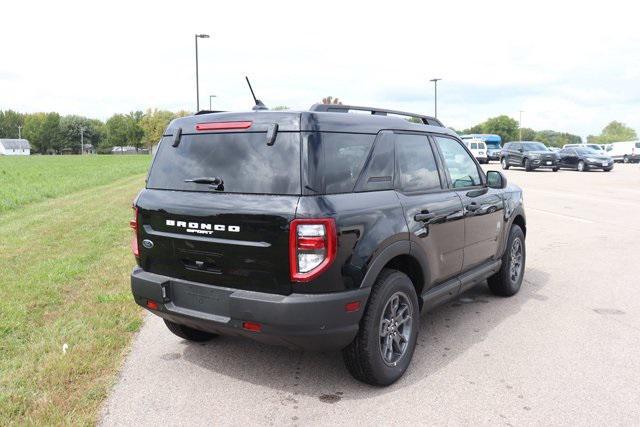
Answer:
138;114;302;295
136;190;298;295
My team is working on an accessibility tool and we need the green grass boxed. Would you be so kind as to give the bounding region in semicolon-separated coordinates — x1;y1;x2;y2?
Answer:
0;156;149;424
0;155;150;213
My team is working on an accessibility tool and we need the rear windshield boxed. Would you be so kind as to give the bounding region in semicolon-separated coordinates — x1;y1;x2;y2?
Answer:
147;132;301;195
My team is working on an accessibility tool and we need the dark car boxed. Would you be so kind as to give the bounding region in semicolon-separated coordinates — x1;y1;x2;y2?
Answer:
130;104;527;386
500;141;559;172
557;147;614;172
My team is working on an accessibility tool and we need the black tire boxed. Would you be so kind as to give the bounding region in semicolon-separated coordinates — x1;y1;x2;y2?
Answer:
552;167;559;172
577;160;587;172
603;167;612;172
487;225;525;297
343;269;419;386
501;157;510;170
524;158;533;171
164;319;218;342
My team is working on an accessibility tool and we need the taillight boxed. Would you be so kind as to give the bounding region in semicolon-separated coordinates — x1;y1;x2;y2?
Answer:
195;121;252;131
130;206;139;259
289;218;337;282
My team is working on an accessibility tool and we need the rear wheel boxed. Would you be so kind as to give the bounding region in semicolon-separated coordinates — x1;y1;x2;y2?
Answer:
343;269;419;386
577;160;587;172
164;319;218;342
604;167;612;172
488;225;525;297
501;157;510;170
524;158;533;171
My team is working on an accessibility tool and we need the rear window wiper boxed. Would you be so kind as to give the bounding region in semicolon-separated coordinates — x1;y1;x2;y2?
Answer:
184;176;224;191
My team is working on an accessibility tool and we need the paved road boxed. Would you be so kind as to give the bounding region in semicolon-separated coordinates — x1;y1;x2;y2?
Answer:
101;163;640;426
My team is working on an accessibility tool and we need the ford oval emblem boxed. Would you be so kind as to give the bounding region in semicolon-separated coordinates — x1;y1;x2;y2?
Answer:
142;239;154;249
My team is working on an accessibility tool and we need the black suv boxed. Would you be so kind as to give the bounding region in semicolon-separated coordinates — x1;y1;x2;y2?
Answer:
500;141;559;171
130;104;526;386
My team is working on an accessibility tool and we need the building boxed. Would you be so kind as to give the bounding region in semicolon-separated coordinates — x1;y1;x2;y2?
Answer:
0;139;31;155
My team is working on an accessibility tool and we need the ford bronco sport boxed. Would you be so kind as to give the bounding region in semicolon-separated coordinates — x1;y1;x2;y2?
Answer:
130;104;526;386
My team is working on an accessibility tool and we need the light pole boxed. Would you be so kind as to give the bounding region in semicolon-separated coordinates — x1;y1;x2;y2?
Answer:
430;78;442;118
519;110;524;141
195;34;210;112
17;125;22;139
80;126;85;155
209;94;217;110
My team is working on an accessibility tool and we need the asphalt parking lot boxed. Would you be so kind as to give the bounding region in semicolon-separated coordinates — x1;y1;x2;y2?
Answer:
101;163;640;426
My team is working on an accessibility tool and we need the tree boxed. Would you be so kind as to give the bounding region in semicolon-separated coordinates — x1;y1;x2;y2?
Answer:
0;110;25;139
587;121;637;144
139;109;176;148
59;115;102;153
104;114;130;150
23;112;61;154
519;127;537;141
535;130;582;148
463;115;519;143
321;96;342;105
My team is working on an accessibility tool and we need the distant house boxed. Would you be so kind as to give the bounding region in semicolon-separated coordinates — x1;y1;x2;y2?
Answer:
82;144;96;154
0;139;31;156
111;146;149;154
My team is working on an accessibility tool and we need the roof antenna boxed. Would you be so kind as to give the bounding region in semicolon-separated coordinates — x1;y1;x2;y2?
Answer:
245;76;268;111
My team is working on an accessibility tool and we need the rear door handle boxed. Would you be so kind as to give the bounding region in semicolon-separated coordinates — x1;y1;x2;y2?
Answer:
414;212;436;222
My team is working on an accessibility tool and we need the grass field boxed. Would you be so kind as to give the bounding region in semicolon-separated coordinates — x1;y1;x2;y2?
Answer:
0;155;151;213
0;155;150;424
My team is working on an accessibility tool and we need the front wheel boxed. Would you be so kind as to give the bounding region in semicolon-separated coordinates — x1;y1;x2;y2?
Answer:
524;158;533;171
501;157;510;170
488;225;525;297
604;167;612;172
577;160;587;172
552;167;559;172
343;269;419;386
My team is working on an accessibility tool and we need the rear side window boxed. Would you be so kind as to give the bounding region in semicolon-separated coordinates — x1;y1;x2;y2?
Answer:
395;134;441;192
471;142;478;149
147;132;301;195
305;132;375;194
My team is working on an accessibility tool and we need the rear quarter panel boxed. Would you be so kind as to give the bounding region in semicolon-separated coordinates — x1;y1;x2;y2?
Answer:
294;190;408;293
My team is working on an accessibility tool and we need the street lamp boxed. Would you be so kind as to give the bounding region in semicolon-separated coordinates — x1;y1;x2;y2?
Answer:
17;125;22;139
209;94;217;110
519;110;524;141
194;34;210;111
80;126;85;155
429;78;442;118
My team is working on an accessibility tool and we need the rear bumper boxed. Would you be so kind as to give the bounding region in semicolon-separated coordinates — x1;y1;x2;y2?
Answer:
131;267;370;351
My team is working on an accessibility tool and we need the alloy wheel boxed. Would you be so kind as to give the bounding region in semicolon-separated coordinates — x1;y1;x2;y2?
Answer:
379;292;413;366
510;237;523;283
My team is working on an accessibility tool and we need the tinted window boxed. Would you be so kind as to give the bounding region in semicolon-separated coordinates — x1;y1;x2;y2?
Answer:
147;132;301;194
471;142;478;149
434;136;482;188
636;142;640;148
356;132;394;192
395;134;441;192
305;132;375;194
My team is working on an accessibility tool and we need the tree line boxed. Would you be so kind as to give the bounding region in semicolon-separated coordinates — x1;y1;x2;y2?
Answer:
458;115;637;147
1;106;637;154
0;109;190;154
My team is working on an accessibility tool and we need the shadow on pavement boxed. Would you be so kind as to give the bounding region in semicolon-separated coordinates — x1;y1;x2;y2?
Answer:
181;267;551;401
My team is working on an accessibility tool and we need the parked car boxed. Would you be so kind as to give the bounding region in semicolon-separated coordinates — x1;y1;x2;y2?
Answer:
557;147;614;171
500;141;559;171
463;138;488;163
603;141;640;163
562;143;606;153
129;103;527;386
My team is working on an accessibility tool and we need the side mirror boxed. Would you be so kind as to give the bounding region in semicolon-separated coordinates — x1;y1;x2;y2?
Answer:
487;170;507;189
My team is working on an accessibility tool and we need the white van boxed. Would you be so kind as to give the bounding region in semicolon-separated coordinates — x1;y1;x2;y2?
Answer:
604;141;640;163
463;138;488;164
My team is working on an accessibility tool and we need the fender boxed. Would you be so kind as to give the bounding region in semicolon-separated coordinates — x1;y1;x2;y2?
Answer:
497;202;526;257
359;240;411;289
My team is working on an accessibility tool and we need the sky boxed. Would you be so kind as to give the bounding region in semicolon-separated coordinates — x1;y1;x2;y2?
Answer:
1;0;639;140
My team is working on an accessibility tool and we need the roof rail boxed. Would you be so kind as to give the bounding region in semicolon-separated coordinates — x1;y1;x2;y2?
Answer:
309;103;444;127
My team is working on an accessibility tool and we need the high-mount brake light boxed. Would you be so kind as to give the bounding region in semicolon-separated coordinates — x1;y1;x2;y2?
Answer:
289;218;337;282
130;206;139;258
195;121;252;131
